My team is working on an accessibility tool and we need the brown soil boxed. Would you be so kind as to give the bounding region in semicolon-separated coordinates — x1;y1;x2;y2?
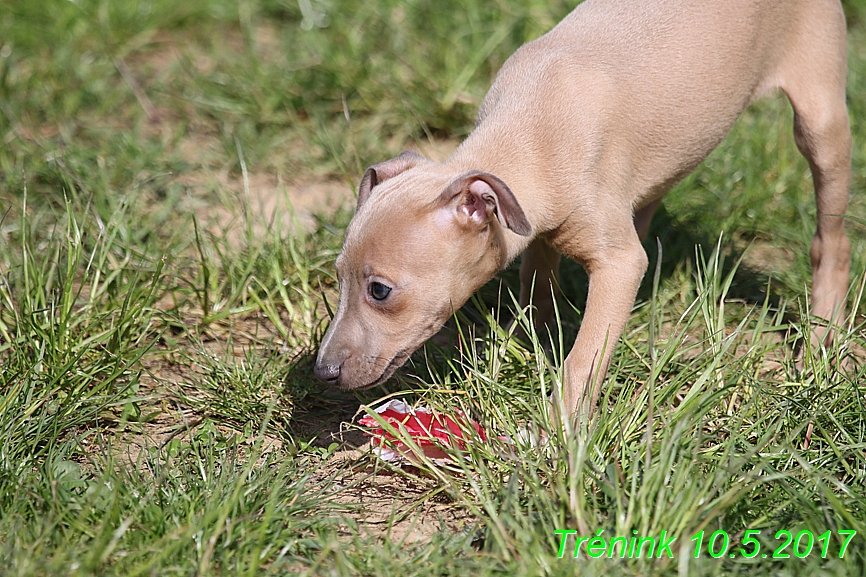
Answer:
325;450;476;543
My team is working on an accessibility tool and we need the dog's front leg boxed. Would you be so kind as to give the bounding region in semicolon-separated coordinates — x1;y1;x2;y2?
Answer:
559;233;648;419
519;238;561;333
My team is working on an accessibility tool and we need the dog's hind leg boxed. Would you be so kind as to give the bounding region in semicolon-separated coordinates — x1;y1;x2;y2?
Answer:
780;1;852;348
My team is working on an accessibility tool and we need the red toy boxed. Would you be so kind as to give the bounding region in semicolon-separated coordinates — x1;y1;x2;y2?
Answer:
358;399;487;463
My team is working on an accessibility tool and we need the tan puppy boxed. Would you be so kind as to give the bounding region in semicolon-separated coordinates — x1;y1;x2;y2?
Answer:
315;0;852;417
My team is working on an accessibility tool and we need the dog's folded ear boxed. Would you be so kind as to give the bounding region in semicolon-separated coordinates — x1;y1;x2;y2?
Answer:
357;150;426;210
439;170;533;236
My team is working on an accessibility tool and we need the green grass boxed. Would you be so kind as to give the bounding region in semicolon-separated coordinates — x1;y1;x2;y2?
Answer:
1;0;866;575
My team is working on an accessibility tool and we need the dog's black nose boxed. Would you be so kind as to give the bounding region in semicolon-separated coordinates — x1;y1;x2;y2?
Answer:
314;362;341;384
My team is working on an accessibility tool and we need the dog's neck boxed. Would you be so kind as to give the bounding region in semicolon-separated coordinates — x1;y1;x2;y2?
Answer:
442;129;543;267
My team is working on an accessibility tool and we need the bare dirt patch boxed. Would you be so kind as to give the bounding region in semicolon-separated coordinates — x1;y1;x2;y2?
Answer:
321;449;477;544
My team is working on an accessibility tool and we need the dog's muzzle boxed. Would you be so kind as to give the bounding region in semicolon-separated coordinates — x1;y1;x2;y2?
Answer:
313;361;341;384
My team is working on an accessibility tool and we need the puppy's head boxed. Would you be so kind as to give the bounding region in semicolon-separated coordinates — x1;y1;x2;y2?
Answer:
314;151;532;389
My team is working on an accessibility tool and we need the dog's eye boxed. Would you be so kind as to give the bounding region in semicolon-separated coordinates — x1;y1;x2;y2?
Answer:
369;282;392;301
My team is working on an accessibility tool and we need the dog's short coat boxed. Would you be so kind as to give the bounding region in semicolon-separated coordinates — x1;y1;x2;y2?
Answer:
315;0;852;418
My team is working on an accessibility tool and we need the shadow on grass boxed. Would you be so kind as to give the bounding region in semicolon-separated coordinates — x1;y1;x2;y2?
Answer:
282;350;418;450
